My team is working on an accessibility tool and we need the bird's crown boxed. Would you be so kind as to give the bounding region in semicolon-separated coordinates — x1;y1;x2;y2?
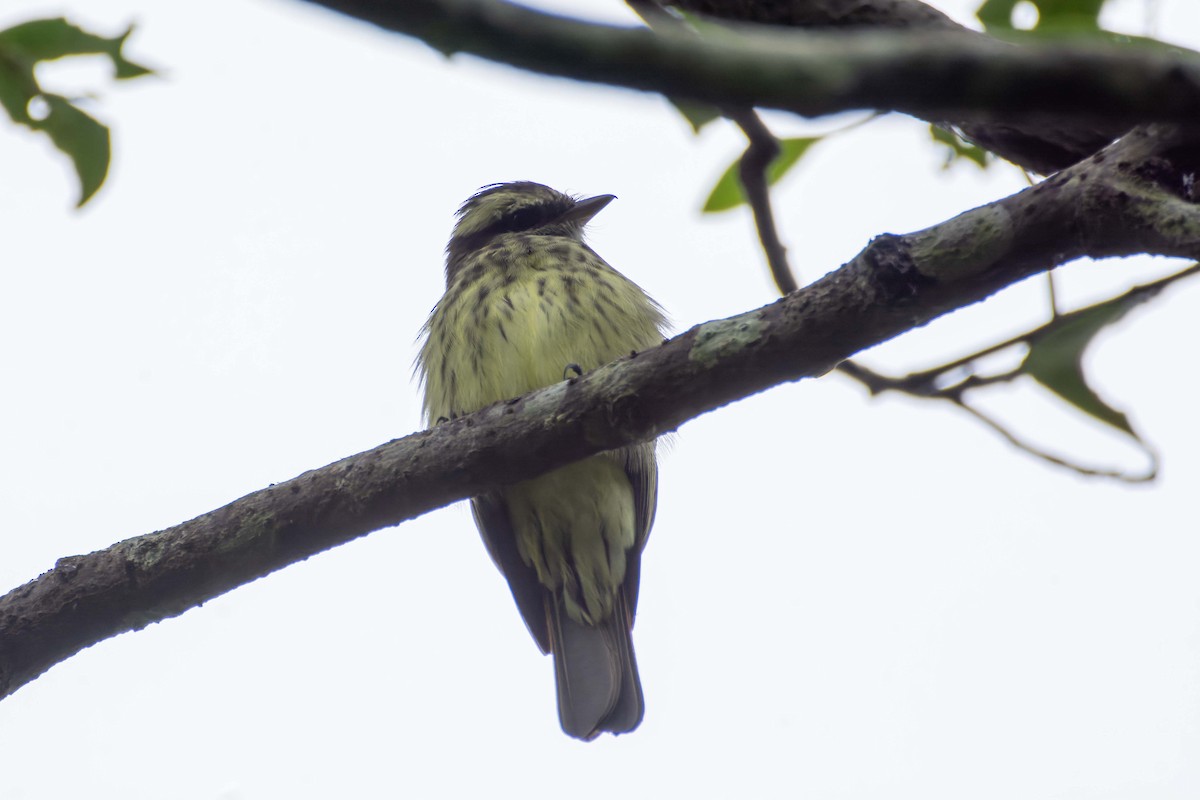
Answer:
450;181;578;242
444;181;614;283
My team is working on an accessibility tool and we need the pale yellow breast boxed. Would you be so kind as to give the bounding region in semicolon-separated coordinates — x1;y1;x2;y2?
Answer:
418;237;664;423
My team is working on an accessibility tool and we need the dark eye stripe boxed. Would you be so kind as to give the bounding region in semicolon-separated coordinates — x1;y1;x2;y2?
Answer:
500;205;553;233
444;194;576;284
490;197;576;236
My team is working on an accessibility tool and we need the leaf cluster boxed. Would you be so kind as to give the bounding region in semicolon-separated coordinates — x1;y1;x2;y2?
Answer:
0;17;152;206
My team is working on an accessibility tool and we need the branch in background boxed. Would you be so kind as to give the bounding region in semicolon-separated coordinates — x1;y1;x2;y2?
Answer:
841;359;1160;481
657;0;967;30
298;0;1200;133
651;0;1132;173
836;263;1200;481
843;264;1200;398
715;110;876;290
3;124;1198;700
954;400;1158;483
721;110;881;424
729;109;800;294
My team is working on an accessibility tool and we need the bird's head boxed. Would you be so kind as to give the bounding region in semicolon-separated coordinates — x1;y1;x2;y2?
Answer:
445;181;614;280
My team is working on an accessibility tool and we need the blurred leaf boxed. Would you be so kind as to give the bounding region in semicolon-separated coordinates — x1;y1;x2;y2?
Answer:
1021;288;1160;437
930;124;991;169
0;61;35;124
703;136;821;213
670;97;721;134
977;0;1104;33
34;95;111;206
0;18;153;78
0;17;152;206
1029;0;1104;32
977;0;1020;31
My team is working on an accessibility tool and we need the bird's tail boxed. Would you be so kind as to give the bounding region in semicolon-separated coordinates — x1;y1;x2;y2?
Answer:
548;592;644;741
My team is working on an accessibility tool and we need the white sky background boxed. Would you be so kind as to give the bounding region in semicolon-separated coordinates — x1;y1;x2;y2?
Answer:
1;0;1199;796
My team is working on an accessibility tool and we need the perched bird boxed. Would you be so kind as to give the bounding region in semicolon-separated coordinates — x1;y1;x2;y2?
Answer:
416;182;666;740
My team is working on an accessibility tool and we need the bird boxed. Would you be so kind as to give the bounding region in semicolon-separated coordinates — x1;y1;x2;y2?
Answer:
416;181;666;739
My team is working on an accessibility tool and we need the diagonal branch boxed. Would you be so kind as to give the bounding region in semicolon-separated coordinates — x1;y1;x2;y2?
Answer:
2;123;1198;701
297;0;1200;129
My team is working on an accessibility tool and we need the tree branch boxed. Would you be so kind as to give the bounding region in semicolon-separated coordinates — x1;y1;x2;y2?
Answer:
662;0;964;30
2;123;1198;700
295;0;1200;131
643;0;1140;173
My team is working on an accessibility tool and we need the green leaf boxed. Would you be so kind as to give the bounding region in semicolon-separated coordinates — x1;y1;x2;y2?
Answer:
0;17;152;205
33;95;111;206
703;136;821;213
977;0;1020;31
670;97;721;134
0;59;36;124
930;124;991;169
1022;290;1158;437
1028;0;1104;32
976;0;1103;33
0;18;153;79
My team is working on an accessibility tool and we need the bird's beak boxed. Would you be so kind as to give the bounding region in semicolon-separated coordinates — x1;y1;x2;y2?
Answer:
559;194;616;225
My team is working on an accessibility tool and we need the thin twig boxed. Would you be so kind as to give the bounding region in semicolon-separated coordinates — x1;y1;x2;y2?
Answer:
1021;168;1063;318
627;0;800;296
839;261;1200;398
833;263;1200;482
953;397;1159;482
729;108;799;294
728;110;878;295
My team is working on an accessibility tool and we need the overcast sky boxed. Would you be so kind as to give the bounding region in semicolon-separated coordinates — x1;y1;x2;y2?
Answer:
2;0;1200;798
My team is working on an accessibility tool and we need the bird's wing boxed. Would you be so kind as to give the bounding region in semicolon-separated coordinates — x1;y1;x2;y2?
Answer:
471;492;551;653
619;442;658;618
